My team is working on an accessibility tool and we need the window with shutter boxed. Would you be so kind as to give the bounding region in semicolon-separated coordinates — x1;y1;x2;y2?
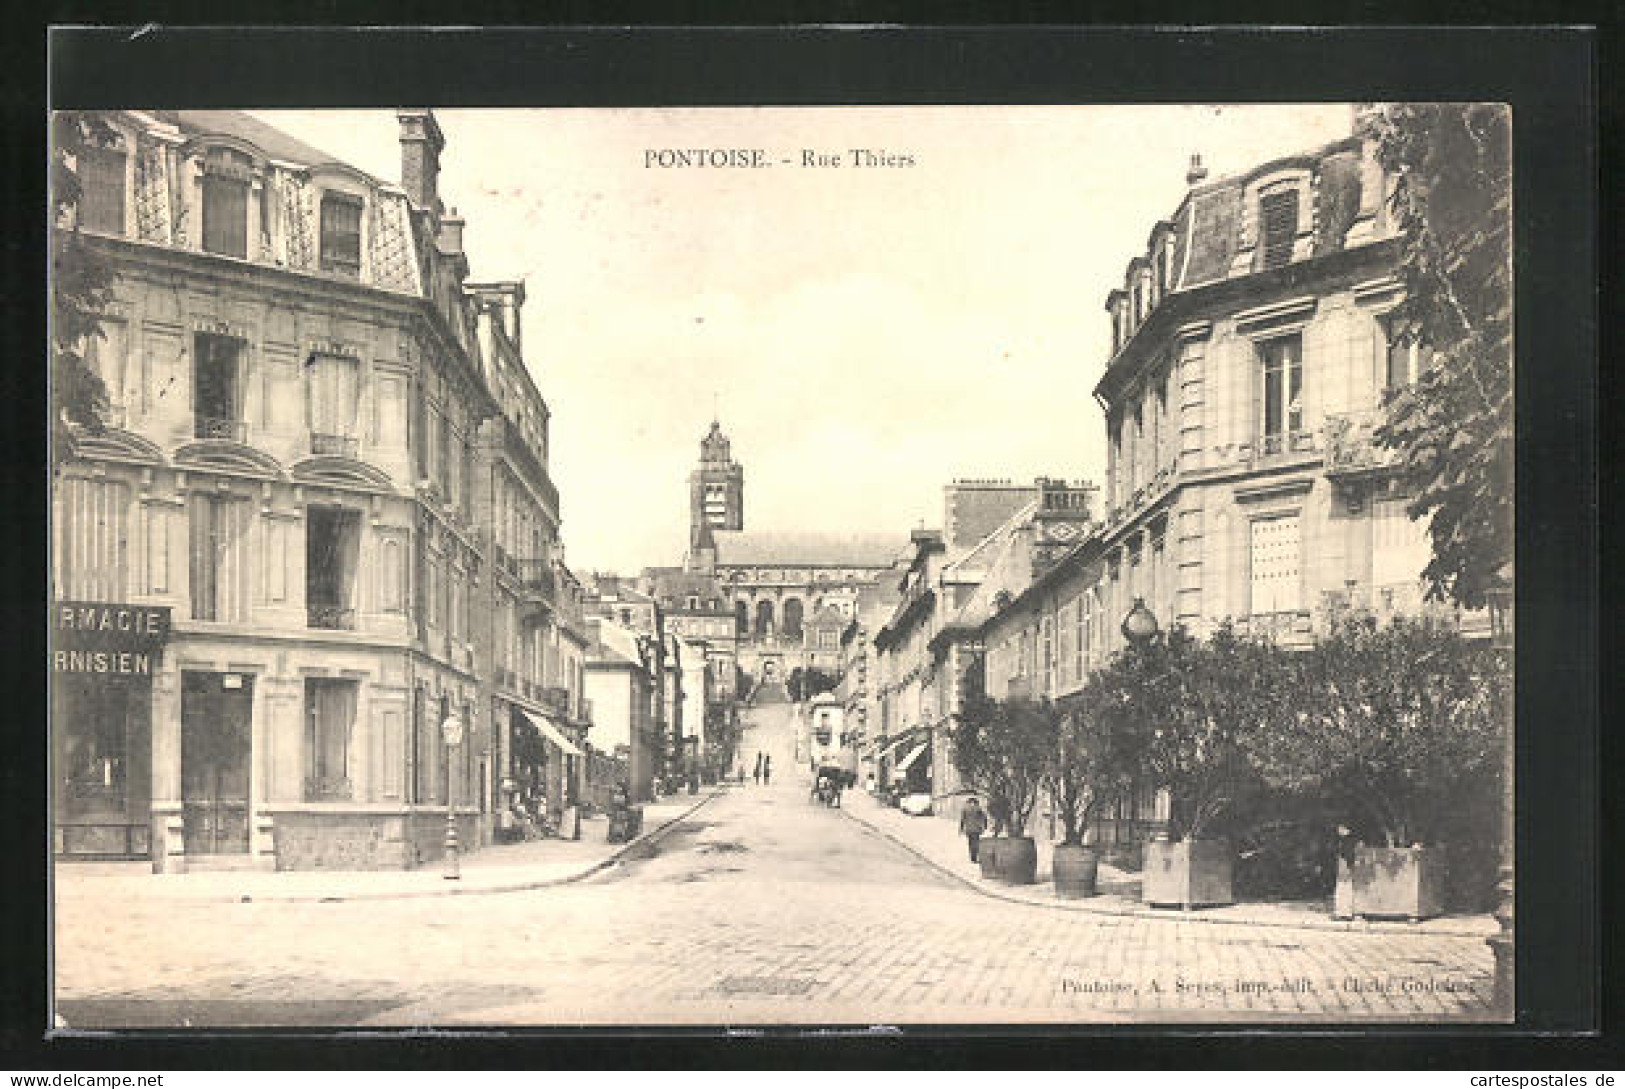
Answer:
319;193;363;276
305;679;356;801
188;494;249;623
306;353;360;450
1259;188;1299;269
1249;513;1302;615
77;144;127;235
201;157;249;258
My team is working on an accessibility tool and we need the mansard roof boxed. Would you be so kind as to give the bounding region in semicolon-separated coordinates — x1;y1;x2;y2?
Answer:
159;110;372;179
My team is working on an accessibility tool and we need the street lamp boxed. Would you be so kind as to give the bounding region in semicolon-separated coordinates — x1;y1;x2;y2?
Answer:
441;712;465;880
1485;563;1515;1017
1121;597;1160;648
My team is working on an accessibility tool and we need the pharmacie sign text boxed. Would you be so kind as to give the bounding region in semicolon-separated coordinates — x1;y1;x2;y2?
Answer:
52;601;171;675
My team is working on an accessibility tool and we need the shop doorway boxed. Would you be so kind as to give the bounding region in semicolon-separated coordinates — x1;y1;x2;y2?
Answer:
181;671;253;855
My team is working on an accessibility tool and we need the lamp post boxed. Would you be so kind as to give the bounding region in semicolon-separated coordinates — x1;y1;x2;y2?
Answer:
441;712;464;880
1120;598;1165;841
1486;565;1515;1017
1121;596;1159;649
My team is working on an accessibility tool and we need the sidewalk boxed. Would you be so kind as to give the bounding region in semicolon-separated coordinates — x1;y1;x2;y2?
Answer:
840;787;1498;939
54;786;727;905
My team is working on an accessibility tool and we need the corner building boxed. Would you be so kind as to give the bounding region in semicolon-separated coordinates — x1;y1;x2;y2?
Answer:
51;109;572;870
1087;133;1487;653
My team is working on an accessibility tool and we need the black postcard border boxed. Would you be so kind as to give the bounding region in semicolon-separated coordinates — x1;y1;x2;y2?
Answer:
7;21;1606;1070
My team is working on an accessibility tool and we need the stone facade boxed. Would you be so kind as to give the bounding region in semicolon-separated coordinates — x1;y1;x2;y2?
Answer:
51;109;579;871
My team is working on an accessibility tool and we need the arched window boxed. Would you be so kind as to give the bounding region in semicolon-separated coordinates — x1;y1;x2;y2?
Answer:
755;599;775;638
734;600;750;637
782;598;804;642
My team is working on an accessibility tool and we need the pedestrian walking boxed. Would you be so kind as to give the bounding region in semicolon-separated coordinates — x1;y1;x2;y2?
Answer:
988;789;1012;838
959;797;988;862
762;754;772;785
753;752;763;784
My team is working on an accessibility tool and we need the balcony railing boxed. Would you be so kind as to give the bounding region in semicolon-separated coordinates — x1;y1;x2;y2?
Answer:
1323;409;1399;477
307;603;356;630
541;686;570;715
309;431;358;458
496;666;516;690
194;415;247;442
1250;428;1316;465
1235;610;1314;645
513;558;554;595
1318;580;1491;638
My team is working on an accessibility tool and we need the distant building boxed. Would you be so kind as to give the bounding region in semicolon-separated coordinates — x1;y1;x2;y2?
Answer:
676;420;906;686
870;479;1095;807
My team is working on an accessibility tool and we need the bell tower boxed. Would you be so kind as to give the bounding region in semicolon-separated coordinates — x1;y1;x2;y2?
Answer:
688;419;744;567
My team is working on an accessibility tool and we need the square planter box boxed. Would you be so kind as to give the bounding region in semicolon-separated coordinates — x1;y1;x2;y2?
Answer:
1141;838;1234;909
1347;845;1446;921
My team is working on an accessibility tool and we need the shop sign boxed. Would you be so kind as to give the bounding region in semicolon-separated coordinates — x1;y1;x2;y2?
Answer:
51;601;171;676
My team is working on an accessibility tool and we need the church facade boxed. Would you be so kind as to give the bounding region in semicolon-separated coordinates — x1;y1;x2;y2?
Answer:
645;422;905;689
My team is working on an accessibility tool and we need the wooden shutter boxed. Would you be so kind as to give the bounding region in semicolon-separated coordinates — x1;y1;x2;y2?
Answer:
1249;514;1301;615
77;144;127;235
202;175;248;257
319;194;362;275
1259;189;1299;269
57;478;128;601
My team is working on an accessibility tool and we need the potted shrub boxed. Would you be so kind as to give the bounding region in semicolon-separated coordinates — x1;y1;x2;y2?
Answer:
1105;624;1285;910
1286;616;1509;921
1045;688;1142;898
951;660;1049;885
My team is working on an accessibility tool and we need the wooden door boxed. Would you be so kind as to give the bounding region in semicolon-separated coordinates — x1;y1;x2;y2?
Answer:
181;672;252;854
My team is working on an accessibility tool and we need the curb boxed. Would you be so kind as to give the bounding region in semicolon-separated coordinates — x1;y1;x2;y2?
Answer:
840;804;1494;940
144;787;730;906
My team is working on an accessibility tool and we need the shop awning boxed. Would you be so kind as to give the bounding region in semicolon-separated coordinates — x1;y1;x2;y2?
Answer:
874;732;917;763
894;742;928;774
521;709;583;757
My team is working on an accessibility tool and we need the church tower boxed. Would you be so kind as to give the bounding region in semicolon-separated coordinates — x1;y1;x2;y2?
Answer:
687;420;744;570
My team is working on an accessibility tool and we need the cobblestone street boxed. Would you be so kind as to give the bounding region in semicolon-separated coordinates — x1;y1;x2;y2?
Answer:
54;703;1497;1028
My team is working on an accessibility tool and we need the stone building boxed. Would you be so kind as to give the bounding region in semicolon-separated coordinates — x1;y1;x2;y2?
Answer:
976;127;1490;850
869;479;1094;809
50;109;577;870
467;278;592;843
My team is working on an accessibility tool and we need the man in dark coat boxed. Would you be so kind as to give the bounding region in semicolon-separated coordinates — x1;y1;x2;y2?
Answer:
762;754;772;785
959;797;989;862
753;752;763;784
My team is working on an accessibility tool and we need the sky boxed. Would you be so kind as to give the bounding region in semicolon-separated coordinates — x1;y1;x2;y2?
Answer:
251;105;1357;575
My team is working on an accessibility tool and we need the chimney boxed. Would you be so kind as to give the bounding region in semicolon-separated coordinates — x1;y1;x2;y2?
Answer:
437;206;469;283
396;108;445;214
1186;153;1208;187
437;206;465;256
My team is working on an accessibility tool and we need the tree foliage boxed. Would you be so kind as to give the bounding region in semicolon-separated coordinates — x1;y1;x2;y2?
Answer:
52;111;121;467
1260;615;1508;848
950;658;1050;833
1092;624;1291;842
1046;687;1146;846
1361;103;1513;609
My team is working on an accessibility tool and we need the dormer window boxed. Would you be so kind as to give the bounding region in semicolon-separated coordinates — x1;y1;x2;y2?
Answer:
1259;187;1300;270
200;147;252;258
77;142;127;236
319;192;363;277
